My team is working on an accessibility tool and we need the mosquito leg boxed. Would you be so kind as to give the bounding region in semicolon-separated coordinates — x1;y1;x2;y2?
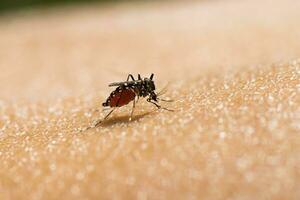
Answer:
129;98;136;121
126;74;135;81
94;108;116;127
147;99;160;108
78;108;115;132
158;98;174;102
147;99;174;112
90;107;110;113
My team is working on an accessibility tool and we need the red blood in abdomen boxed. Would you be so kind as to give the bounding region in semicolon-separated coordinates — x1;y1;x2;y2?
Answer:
109;89;136;107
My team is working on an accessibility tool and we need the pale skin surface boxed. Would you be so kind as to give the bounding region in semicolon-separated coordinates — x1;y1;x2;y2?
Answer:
0;0;300;199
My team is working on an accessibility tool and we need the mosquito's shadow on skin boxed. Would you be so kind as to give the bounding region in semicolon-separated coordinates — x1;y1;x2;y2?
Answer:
99;111;154;127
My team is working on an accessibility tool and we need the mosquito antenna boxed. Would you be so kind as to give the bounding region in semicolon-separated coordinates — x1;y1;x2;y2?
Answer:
157;82;170;96
157;90;168;97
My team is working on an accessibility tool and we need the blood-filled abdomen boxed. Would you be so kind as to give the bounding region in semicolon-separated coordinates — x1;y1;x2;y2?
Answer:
109;88;136;107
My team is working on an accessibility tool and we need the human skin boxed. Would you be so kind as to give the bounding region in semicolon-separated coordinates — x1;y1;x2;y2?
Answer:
0;0;300;199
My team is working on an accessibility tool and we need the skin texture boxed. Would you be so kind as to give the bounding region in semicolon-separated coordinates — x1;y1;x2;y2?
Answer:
0;0;300;199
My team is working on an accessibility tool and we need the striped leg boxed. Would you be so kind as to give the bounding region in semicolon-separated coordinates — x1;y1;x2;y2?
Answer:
129;98;136;121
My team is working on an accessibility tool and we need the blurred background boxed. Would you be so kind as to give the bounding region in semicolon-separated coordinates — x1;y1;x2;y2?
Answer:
1;0;300;102
1;0;300;103
0;0;300;103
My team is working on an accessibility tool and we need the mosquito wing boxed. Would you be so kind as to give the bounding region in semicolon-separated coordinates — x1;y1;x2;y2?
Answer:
108;80;141;87
108;81;127;87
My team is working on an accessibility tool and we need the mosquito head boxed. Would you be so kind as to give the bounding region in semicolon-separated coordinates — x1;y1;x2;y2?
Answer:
143;74;156;92
150;91;158;102
139;73;157;100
